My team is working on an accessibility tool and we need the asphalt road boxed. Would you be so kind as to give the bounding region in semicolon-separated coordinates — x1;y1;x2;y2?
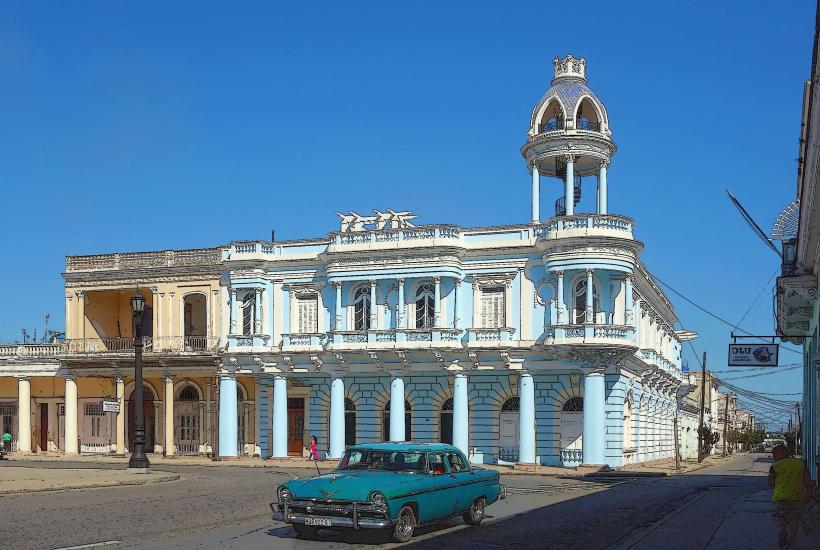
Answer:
0;454;781;550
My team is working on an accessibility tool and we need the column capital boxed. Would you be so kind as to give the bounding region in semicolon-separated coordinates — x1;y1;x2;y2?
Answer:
15;374;29;382
150;286;159;294
369;279;377;288
586;268;594;276
331;281;343;289
554;270;564;278
598;159;610;169
162;373;175;382
433;276;441;284
563;153;576;163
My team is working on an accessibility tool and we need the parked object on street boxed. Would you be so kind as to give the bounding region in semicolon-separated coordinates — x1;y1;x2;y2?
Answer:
1;431;11;457
271;442;504;543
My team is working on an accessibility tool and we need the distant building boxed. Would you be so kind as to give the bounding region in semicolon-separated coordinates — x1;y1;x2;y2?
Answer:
0;55;694;469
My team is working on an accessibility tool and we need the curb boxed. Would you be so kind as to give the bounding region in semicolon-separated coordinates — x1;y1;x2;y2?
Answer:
0;471;181;495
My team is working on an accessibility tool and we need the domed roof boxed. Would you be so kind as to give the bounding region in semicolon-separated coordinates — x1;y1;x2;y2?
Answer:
528;55;610;133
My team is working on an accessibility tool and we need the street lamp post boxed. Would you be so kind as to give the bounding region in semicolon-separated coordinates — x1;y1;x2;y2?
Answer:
128;291;151;471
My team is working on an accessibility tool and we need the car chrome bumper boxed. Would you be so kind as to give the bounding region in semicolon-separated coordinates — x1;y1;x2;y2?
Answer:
270;502;391;529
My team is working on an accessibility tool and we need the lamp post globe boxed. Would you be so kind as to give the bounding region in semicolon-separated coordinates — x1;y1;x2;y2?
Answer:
127;290;150;471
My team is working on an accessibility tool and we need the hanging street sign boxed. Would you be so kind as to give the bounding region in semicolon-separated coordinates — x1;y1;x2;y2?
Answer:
727;343;779;367
101;400;120;413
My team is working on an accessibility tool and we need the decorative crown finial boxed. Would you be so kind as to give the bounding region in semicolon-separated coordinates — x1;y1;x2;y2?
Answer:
552;55;586;82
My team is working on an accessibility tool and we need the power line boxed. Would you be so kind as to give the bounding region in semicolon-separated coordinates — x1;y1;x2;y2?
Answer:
735;270;778;329
652;275;802;355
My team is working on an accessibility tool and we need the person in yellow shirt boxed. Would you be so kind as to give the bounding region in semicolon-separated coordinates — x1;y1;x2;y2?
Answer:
768;445;812;548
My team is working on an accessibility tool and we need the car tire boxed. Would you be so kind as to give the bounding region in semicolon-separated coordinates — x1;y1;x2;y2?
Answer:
463;497;486;526
392;505;416;543
293;523;319;538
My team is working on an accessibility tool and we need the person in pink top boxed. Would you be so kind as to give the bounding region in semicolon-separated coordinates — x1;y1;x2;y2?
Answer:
308;435;318;461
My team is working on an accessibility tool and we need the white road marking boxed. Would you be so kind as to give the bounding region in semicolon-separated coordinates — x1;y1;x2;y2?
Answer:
53;541;122;550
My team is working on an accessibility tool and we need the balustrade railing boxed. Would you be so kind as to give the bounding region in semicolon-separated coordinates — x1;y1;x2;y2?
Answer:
66;248;221;272
330;225;462;247
80;442;111;454
467;327;516;343
543;324;635;344
0;343;66;357
539;214;634;238
498;447;520;463
62;336;221;354
174;442;200;456
560;448;583;466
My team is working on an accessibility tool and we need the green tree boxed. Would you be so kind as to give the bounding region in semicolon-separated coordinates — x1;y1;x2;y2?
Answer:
698;426;720;456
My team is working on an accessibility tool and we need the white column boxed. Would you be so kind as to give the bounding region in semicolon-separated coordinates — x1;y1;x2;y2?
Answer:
254;288;263;334
329;377;345;459
369;280;377;330
164;375;174;456
230;289;238;334
218;373;238;457
518;373;536;464
453;373;469;455
115;376;125;455
397;278;406;329
625;275;634;326
65;375;78;455
565;155;575;216
17;377;31;453
585;268;594;323
433;277;441;327
334;282;342;330
453;278;460;328
390;377;405;442
531;163;540;224
582;370;607;465
272;375;288;457
556;270;565;324
598;161;608;215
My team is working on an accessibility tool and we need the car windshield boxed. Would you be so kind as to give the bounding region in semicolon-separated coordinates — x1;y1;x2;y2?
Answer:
337;449;426;472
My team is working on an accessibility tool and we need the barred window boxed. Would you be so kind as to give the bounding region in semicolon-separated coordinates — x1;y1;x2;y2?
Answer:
415;283;435;329
0;402;17;416
242;291;256;335
353;287;371;331
84;403;104;416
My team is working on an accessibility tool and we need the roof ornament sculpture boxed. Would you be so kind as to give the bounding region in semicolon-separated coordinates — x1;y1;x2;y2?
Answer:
337;209;417;232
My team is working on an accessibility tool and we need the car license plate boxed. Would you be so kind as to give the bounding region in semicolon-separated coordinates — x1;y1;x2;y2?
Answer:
304;517;332;527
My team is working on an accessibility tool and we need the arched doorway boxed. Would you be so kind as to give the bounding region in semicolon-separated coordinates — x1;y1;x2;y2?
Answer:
183;293;208;350
383;400;411;442
128;385;156;452
344;398;356;447
440;398;453;444
560;396;583;466
175;384;201;455
498;397;519;463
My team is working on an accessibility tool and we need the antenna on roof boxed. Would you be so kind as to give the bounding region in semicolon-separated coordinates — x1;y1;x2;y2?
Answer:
726;189;782;258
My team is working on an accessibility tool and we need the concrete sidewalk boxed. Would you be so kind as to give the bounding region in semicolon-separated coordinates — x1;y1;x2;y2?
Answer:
1;451;730;477
0;465;179;494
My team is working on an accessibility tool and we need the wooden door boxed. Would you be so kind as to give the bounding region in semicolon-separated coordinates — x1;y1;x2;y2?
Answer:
287;398;304;456
40;403;48;452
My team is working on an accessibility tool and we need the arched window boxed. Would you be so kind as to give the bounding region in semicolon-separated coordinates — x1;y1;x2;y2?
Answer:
501;397;519;412
576;98;600;131
623;399;634;450
539;100;564;132
573;278;599;324
353;287;371;331
344;398;356;447
241;292;256;335
440;398;453;444
562;397;584;412
178;385;198;401
383;400;412;442
415;283;435;329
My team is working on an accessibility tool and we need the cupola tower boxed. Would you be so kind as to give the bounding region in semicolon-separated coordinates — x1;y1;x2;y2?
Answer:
521;55;616;222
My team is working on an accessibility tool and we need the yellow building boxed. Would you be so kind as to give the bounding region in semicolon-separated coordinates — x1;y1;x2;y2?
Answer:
0;248;260;457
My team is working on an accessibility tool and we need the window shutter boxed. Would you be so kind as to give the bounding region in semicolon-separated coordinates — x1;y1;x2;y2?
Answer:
298;295;318;333
480;287;505;328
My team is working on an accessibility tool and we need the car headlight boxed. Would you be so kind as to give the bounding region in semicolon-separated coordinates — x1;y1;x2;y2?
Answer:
278;486;292;502
370;491;387;509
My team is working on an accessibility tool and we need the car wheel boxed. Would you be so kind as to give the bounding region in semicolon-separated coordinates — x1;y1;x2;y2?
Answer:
293;523;319;538
392;505;416;543
463;497;486;526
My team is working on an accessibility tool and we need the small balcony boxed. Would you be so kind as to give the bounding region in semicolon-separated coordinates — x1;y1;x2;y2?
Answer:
282;333;326;352
543;324;635;348
466;327;516;347
61;336;222;355
536;214;634;240
0;343;65;357
639;349;679;374
327;328;464;350
227;334;271;350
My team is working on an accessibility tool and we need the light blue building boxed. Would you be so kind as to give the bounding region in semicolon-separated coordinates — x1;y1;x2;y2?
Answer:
219;55;691;469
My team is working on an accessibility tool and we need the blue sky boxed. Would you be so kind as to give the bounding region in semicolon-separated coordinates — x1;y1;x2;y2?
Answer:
0;1;812;428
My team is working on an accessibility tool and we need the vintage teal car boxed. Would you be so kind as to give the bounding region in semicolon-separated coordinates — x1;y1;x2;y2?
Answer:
270;442;505;542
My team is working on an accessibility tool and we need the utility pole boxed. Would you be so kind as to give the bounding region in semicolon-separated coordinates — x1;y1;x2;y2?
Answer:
674;408;681;469
796;403;802;456
697;352;707;462
722;393;730;457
